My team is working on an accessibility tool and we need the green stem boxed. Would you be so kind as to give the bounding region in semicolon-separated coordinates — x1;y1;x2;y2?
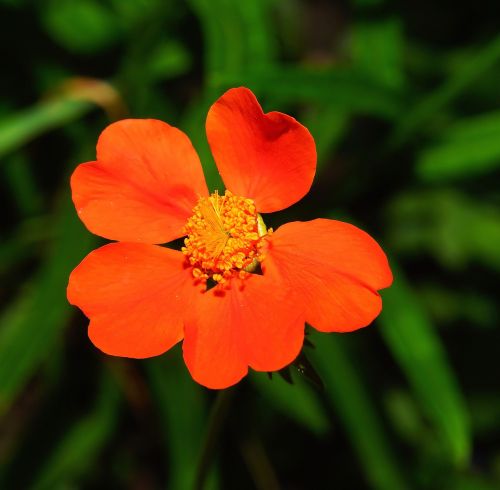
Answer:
193;388;235;490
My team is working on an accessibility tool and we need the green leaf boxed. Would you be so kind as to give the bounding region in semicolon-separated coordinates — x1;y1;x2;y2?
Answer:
387;190;500;271
0;193;96;417
379;264;470;466
351;19;405;90
384;390;428;445
144;41;192;83
233;0;277;66
29;373;120;490
250;370;330;437
189;0;243;75
108;0;166;27
0;98;92;161
42;0;121;54
310;334;408;490
2;153;43;216
390;33;500;146
0;217;50;276
189;0;275;79
417;110;500;181
147;353;215;490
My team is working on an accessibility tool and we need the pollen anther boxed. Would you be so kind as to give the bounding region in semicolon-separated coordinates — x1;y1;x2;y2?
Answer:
182;191;269;285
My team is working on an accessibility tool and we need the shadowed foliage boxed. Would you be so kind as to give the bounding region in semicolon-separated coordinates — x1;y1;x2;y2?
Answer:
0;0;499;488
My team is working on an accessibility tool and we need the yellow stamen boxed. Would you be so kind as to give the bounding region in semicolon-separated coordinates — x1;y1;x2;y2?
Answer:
182;190;270;285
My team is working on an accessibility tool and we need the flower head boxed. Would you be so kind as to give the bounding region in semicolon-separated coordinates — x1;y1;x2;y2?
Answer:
67;87;392;389
182;190;268;284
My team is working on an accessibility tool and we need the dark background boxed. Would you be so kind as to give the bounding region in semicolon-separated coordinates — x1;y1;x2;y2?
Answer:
1;0;499;488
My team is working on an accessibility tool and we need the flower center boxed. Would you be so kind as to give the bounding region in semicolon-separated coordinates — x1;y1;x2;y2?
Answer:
182;190;269;285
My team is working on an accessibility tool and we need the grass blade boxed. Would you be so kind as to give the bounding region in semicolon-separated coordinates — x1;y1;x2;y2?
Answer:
147;354;217;490
351;18;405;90
0;98;91;160
379;264;470;465
310;333;408;490
417;110;500;181
390;34;500;146
0;192;96;417
250;371;330;437
29;373;120;490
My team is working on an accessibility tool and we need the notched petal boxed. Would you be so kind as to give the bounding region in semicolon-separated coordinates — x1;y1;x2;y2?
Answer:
71;119;208;243
206;87;316;213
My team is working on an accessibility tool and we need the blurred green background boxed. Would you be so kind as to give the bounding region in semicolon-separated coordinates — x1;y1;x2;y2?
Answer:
1;0;499;488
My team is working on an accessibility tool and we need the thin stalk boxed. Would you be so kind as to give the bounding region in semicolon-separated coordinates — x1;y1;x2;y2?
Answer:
193;388;235;490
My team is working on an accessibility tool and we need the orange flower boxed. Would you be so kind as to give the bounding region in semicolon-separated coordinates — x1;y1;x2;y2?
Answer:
67;87;392;389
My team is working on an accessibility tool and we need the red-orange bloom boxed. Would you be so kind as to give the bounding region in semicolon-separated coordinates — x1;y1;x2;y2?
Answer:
67;87;393;389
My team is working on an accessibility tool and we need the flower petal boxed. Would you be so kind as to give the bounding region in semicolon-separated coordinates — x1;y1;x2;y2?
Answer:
264;219;393;332
71;119;208;244
206;87;316;213
67;242;202;358
183;274;304;389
